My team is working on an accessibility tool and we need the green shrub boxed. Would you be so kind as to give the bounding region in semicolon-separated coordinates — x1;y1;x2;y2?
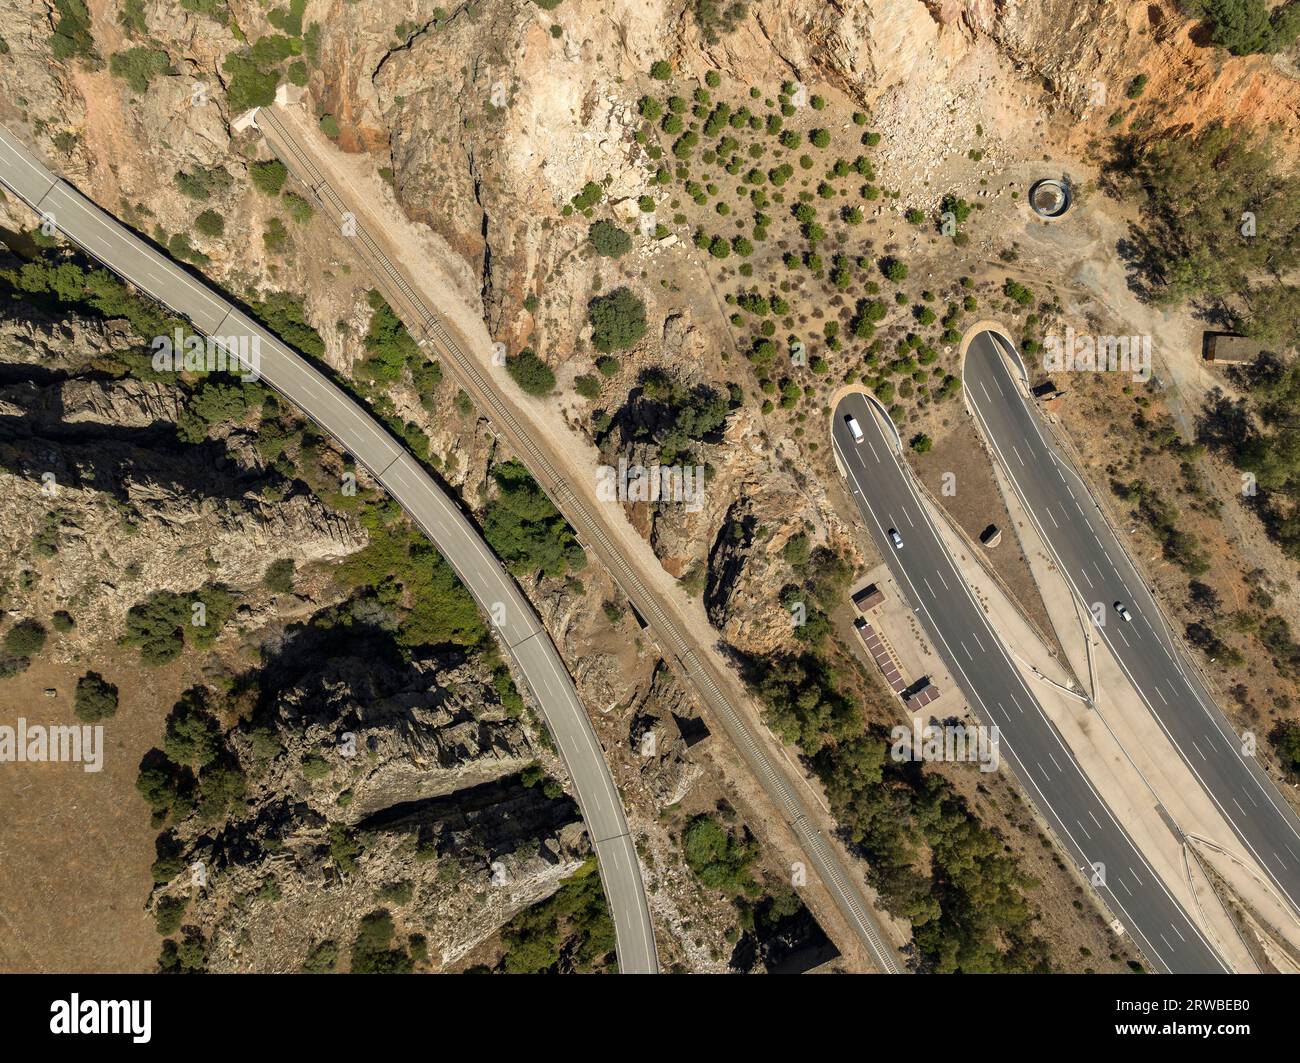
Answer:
195;209;225;237
483;461;585;578
221;52;281;113
109;47;171;93
649;60;672;80
284;191;314;223
250;159;289;196
263;558;295;593
588;220;632;257
506;348;556;396
682;814;758;895
74;672;119;722
4;619;47;658
587;287;647;352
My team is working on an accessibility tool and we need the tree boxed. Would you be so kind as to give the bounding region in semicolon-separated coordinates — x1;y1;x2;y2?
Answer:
74;672;119;722
506;348;556;396
587;287;647;352
682;815;758;895
649;60;672;80
483;461;585;578
3;618;46;658
163;689;222;768
1195;0;1290;55
881;257;908;283
588;220;632;257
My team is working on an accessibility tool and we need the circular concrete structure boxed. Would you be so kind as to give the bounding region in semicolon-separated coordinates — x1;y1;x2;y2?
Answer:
1029;177;1071;219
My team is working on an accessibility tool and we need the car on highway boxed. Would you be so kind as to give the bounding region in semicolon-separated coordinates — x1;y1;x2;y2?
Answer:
889;529;904;550
1114;602;1132;623
845;414;864;442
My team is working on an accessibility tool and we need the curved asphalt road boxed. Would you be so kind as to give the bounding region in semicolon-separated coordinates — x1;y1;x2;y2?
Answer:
965;327;1300;924
832;391;1228;972
0;124;658;973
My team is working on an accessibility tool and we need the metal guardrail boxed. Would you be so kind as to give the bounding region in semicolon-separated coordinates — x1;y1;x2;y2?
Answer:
255;107;903;973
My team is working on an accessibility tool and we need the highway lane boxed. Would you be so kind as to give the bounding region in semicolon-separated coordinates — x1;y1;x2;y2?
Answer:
0;123;659;974
253;106;907;973
832;391;1229;972
965;328;1300;922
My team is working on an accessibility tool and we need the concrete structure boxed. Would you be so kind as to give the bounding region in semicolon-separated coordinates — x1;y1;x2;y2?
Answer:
1028;178;1071;219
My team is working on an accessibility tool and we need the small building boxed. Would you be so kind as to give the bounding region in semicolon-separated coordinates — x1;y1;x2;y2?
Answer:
851;583;885;613
904;679;941;714
1202;332;1263;366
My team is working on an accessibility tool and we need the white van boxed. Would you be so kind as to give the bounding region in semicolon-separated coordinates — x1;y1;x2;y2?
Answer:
845;414;864;443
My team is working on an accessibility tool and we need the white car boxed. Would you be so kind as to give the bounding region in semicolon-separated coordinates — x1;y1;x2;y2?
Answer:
889;529;904;550
845;414;864;443
1114;602;1132;623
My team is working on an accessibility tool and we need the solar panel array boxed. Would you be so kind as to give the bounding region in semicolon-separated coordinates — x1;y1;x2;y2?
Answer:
854;618;907;694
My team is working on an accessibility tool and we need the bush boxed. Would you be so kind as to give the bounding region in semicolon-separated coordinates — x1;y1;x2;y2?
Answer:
587;287;647;353
174;167;233;201
195;209;225;237
221;52;281;113
649;60;672;80
4;619;46;658
682;815;758;895
284;191;314;223
909;432;933;453
262;217;289;253
109;47;171;93
588;220;632;257
692;0;751;44
263;558;295;594
881;257;908;283
74;672;119;722
483;460;585;578
506;348;557;396
250;160;288;196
